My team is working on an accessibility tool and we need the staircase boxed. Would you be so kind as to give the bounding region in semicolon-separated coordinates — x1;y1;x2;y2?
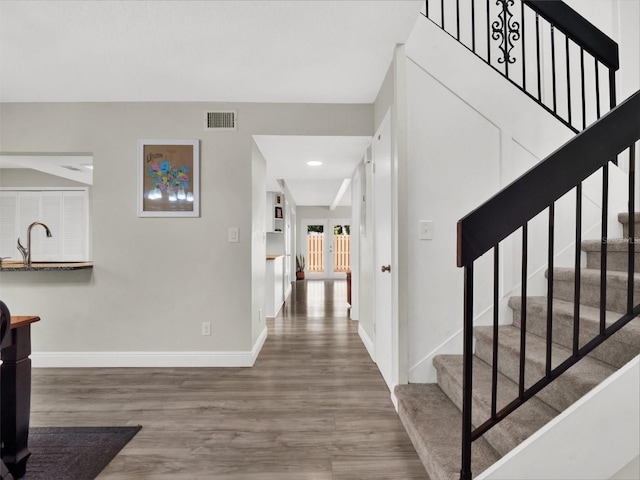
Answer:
396;212;640;479
393;1;639;478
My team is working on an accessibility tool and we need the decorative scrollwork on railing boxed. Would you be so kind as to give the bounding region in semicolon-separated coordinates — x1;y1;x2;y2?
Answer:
491;0;520;64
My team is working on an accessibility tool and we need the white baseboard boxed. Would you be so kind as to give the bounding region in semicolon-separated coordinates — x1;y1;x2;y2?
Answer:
32;327;269;368
358;323;375;362
251;325;268;365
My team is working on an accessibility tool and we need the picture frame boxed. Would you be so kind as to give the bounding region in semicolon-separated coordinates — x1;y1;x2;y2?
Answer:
137;139;200;217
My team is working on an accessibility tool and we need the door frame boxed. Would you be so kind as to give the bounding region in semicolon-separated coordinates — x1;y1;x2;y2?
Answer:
371;47;409;395
372;110;396;392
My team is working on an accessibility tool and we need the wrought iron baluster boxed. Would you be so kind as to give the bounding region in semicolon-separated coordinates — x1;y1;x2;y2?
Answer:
601;163;609;335
609;69;616;110
546;203;555;376
492;245;499;419
551;25;557;113
521;1;526;90
595;59;601;119
535;13;541;101
487;0;492;64
461;263;475;480
520;223;528;397
491;0;520;71
456;0;460;40
471;0;476;52
581;48;586;129
574;183;583;354
628;144;636;315
566;36;572;126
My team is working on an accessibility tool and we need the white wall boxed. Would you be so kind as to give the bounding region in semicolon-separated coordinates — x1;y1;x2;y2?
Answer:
405;16;580;382
0;101;372;366
564;0;640;102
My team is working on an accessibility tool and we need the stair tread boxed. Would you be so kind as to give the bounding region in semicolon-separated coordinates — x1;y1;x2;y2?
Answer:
509;296;640;346
582;238;637;251
474;325;616;411
551;267;640;287
618;212;640;224
395;383;500;480
434;355;558;456
508;296;640;368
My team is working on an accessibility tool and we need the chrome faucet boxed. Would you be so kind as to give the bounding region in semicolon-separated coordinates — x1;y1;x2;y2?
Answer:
17;222;53;266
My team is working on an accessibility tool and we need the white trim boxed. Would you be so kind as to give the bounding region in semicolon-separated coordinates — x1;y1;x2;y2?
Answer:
32;327;269;368
251;325;269;365
358;322;375;362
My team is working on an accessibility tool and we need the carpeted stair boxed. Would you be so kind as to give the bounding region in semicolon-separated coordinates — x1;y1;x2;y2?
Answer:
396;212;640;479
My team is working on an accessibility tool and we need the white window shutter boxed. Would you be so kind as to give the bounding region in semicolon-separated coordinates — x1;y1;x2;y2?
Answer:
0;189;89;262
62;191;87;261
0;192;18;259
17;192;41;257
40;191;63;260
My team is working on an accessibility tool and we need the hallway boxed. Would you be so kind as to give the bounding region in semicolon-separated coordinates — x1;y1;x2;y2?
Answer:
28;279;426;479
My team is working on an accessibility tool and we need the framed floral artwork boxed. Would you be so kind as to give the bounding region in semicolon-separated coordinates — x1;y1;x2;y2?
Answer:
137;139;200;217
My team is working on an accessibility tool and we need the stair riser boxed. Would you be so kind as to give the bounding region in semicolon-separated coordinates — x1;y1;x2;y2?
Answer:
618;212;640;238
586;250;640;273
552;278;639;314
623;224;640;238
473;329;613;412
434;357;553;457
512;308;640;368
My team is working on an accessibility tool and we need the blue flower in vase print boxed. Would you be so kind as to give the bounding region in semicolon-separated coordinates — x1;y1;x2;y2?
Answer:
147;160;191;191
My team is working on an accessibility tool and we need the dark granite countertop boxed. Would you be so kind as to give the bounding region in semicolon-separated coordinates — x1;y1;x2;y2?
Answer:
0;261;93;272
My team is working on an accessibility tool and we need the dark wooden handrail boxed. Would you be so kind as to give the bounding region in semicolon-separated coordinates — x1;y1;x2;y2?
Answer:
523;1;619;70
457;90;640;268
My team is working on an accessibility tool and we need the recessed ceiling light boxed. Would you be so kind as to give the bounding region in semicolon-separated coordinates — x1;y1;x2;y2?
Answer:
307;161;322;166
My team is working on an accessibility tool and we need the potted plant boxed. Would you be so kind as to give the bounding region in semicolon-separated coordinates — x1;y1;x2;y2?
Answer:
296;254;306;280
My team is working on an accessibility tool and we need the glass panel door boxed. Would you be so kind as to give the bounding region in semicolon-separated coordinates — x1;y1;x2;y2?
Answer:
306;223;325;275
302;219;350;279
331;222;351;275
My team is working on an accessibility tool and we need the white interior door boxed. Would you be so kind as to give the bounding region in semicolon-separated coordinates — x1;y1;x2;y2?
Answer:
373;111;394;391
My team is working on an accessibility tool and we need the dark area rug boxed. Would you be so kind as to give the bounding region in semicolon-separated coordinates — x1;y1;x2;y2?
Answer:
22;426;141;480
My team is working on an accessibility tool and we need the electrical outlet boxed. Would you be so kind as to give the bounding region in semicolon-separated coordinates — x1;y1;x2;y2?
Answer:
202;322;211;336
258;308;262;323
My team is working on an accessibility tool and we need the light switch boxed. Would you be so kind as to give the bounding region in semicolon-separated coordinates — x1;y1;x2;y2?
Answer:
228;227;239;243
419;221;433;240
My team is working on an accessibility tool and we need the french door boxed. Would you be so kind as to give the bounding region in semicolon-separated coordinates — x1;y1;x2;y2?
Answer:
302;219;351;279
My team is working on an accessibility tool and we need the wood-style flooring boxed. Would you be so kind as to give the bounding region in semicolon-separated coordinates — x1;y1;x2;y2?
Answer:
30;279;427;479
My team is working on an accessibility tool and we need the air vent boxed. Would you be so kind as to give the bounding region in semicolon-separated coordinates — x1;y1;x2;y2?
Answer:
61;165;82;171
205;110;237;131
